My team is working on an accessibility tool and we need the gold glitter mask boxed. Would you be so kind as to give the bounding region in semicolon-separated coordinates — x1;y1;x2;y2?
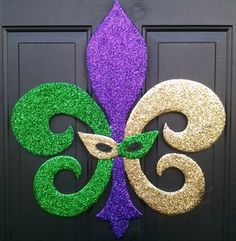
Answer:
78;132;118;159
124;79;226;215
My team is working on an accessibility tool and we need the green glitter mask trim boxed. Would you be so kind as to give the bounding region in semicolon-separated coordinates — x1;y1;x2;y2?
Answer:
33;156;112;216
11;83;111;156
118;131;159;159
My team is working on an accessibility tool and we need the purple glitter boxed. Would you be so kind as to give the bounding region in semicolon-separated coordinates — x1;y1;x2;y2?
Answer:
87;0;147;238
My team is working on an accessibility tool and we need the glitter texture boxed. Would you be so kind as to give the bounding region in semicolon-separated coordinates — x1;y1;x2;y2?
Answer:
78;131;158;160
118;131;159;159
10;0;227;235
125;79;226;152
124;79;225;215
87;0;147;237
12;83;113;215
78;132;118;159
11;83;111;156
34;155;112;216
87;0;147;140
124;153;205;215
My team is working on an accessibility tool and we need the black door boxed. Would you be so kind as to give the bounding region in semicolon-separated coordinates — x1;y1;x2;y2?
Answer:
1;1;235;241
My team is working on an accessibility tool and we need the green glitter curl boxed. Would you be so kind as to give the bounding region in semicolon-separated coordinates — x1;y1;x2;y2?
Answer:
11;83;113;216
11;83;111;156
34;156;112;216
118;131;159;159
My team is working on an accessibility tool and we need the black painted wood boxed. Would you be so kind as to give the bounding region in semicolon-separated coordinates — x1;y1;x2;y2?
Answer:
0;1;235;241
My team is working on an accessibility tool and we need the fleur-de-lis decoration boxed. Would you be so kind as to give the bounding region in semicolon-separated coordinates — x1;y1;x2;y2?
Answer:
11;1;226;238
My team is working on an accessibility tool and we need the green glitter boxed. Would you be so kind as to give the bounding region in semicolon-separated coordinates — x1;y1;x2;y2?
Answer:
118;131;159;159
11;83;111;156
34;156;112;216
11;83;113;216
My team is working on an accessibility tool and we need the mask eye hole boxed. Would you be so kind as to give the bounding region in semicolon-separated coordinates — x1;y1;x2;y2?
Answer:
96;143;113;152
126;142;143;152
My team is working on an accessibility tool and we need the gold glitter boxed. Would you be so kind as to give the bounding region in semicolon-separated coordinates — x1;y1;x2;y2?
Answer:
78;132;117;159
124;79;226;215
124;153;205;215
125;79;226;152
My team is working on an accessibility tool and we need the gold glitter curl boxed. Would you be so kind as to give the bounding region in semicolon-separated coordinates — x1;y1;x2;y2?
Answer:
125;79;226;152
124;79;226;215
124;153;205;215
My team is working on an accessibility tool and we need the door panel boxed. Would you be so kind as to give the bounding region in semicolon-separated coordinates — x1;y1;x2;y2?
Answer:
144;26;230;241
1;1;235;241
4;27;91;241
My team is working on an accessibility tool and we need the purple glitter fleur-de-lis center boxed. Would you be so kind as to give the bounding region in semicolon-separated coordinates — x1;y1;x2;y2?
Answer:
87;0;147;238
